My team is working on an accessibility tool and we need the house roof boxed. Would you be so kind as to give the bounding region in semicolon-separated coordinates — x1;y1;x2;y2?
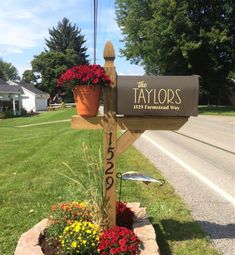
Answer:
19;83;49;96
0;78;21;93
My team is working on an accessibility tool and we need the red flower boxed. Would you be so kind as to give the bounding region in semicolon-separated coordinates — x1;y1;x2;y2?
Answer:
57;64;111;88
98;226;139;255
116;201;134;230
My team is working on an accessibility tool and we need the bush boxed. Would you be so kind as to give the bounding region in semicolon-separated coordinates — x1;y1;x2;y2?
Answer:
0;112;6;119
0;111;14;119
21;107;28;116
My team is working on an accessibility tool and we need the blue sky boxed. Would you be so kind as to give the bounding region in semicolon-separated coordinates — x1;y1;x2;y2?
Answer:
0;0;144;77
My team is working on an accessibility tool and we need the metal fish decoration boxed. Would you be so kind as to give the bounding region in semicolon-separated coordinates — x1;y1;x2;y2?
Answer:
119;171;165;185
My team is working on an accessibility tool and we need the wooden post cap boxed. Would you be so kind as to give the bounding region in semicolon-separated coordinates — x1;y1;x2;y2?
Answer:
103;41;115;61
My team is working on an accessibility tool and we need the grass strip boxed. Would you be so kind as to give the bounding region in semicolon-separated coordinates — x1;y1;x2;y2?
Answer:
198;105;235;116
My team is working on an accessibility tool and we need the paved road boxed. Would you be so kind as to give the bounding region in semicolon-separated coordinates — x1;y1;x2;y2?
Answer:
134;115;235;255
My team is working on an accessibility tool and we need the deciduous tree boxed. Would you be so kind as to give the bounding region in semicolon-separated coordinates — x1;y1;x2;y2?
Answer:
22;70;37;84
0;59;19;81
115;0;235;104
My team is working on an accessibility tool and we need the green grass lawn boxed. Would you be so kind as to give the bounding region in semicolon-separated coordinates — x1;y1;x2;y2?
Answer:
0;109;218;255
198;105;235;116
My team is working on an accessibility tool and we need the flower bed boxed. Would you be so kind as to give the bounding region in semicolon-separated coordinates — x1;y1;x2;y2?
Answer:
14;203;159;255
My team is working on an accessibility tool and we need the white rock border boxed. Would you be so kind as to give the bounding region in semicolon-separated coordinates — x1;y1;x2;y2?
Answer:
15;203;160;255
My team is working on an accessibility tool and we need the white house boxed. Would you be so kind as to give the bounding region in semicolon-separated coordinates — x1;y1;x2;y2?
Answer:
20;83;49;112
7;81;49;112
0;78;22;116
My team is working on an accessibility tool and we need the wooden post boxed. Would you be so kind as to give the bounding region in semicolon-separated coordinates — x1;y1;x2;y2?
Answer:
70;41;193;227
103;41;117;226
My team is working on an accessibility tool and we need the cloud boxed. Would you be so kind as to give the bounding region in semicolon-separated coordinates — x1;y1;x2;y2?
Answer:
0;1;89;53
0;0;121;56
0;5;48;54
0;0;144;76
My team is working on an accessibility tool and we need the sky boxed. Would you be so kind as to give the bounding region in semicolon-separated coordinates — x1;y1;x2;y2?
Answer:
0;0;144;77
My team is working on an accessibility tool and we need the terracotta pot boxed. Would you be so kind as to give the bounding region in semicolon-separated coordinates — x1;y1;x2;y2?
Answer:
73;86;101;117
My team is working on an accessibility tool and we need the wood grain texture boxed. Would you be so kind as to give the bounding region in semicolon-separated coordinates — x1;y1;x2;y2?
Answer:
117;130;144;156
71;115;103;129
71;115;188;131
103;41;117;226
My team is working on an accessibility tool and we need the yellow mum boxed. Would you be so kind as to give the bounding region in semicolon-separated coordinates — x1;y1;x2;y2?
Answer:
71;241;77;248
61;221;100;254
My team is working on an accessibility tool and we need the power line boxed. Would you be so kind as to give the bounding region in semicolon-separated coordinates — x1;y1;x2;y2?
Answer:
93;0;98;64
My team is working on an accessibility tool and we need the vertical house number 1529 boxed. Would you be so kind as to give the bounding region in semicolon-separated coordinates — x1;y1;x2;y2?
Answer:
105;132;114;190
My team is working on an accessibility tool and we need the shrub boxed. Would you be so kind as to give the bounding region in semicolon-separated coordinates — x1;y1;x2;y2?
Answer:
0;111;14;119
21;107;28;116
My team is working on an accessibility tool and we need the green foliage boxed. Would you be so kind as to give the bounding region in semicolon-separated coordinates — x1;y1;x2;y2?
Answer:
0;61;8;80
45;17;88;60
22;70;37;84
198;105;235;116
57;145;108;227
115;0;235;104
30;18;88;100
0;111;14;119
32;49;80;94
0;58;19;81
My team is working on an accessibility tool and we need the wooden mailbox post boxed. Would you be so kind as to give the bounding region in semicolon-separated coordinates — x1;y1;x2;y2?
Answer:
71;41;199;226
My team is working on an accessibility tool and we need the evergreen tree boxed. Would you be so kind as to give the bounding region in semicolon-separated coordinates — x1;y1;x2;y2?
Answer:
45;17;88;63
30;18;88;101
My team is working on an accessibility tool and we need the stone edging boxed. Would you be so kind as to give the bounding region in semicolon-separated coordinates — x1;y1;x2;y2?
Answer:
15;203;160;255
127;202;160;255
14;218;49;255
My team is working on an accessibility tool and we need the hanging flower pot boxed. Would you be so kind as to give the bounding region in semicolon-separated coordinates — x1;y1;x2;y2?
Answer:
73;86;101;117
57;64;111;117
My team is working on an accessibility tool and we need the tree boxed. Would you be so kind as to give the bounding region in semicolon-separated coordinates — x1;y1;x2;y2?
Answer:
0;60;7;81
45;17;88;61
32;49;84;101
0;59;19;81
31;18;88;101
115;0;235;104
22;70;38;84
